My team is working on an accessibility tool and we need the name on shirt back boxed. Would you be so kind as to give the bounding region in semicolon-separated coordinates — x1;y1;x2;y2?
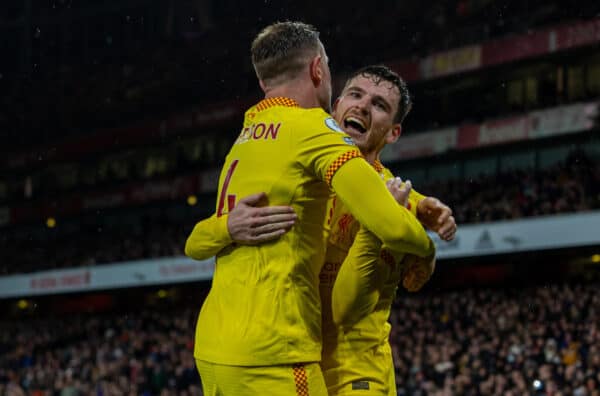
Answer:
235;122;281;144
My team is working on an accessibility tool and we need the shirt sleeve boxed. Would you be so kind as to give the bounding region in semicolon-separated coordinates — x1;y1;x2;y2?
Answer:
331;184;422;327
408;189;427;217
331;226;385;327
294;112;363;183
184;214;233;260
330;158;435;258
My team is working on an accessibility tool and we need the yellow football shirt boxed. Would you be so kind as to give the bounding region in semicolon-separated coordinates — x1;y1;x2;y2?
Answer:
321;165;425;394
188;98;434;367
193;97;362;366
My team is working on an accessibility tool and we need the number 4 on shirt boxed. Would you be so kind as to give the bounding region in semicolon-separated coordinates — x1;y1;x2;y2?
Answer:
217;160;239;217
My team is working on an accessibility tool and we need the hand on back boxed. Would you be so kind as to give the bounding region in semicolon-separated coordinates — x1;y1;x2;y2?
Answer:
227;193;296;244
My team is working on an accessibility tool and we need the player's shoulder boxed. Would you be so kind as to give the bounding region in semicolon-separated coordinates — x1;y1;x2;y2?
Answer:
381;166;394;179
287;107;347;135
248;103;333;126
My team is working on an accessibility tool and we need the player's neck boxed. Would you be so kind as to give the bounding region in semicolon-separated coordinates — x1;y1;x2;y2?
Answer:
263;80;322;110
362;151;377;165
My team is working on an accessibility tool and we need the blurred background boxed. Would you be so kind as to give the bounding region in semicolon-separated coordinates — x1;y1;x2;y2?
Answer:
1;0;599;395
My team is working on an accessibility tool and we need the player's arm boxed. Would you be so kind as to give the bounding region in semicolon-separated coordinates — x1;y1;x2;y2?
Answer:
184;193;296;260
332;176;415;326
417;196;457;241
330;158;435;258
185;213;232;260
408;188;426;216
382;168;456;241
401;253;436;292
386;176;439;292
331;225;384;327
332;224;436;327
297;113;433;256
332;228;436;327
395;186;457;241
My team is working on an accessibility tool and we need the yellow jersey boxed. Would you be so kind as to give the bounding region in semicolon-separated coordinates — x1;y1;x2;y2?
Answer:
321;165;426;394
186;97;434;367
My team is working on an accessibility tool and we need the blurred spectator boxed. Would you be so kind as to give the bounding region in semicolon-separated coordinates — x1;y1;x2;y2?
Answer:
0;150;597;275
0;220;193;275
390;283;600;395
419;150;599;224
0;309;201;396
1;283;599;395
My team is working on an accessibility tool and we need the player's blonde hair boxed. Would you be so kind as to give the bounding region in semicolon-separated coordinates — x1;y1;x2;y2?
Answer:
251;21;322;87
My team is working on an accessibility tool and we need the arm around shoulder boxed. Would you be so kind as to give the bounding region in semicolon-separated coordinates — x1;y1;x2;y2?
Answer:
331;158;435;258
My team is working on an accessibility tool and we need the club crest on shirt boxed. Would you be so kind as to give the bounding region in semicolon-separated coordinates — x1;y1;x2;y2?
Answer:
325;117;344;132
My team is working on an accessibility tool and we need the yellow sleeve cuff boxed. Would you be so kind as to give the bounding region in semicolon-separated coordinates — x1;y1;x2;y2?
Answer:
407;189;427;217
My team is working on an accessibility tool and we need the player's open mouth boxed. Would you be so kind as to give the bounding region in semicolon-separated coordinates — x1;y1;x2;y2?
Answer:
343;116;367;134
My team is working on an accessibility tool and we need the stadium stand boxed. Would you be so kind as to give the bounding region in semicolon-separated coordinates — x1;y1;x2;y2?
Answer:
0;148;597;275
391;283;600;395
0;308;201;396
1;0;598;150
2;282;599;395
418;149;599;224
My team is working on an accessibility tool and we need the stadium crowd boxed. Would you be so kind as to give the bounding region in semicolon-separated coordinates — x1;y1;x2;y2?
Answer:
0;221;193;275
0;308;201;396
1;282;598;395
391;283;600;396
1;149;597;275
419;150;600;224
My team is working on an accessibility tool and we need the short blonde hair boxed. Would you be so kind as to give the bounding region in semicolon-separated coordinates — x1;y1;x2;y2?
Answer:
251;21;321;86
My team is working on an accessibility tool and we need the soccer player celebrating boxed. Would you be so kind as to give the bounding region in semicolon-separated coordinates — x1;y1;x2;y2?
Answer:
185;23;436;395
322;65;456;396
187;62;456;395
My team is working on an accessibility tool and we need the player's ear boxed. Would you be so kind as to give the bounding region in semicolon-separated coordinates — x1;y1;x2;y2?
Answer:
332;97;341;114
259;79;267;93
309;55;323;87
385;124;402;144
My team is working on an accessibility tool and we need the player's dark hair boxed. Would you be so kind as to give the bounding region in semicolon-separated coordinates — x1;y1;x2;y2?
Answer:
345;65;413;123
251;21;322;86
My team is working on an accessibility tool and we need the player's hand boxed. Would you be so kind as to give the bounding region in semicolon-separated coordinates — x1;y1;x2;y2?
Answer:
386;177;412;208
417;197;457;241
227;192;296;245
401;253;436;292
